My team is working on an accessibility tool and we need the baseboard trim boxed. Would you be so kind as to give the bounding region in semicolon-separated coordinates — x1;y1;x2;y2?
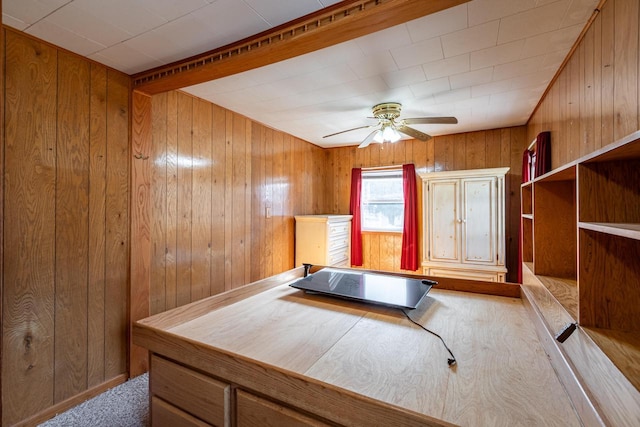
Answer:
14;374;128;427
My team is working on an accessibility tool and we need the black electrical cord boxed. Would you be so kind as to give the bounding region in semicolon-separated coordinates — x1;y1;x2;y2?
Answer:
401;309;457;367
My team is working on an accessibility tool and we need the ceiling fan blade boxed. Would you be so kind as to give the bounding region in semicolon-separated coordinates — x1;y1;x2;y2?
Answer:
358;130;380;148
397;125;432;141
322;125;372;138
403;117;458;125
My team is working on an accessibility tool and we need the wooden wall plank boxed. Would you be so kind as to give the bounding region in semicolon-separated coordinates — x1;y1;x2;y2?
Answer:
130;90;152;377
3;31;57;426
104;70;130;379
600;0;615;147
466;131;486;169
272;131;285;273
87;63;107;388
250;122;264;279
164;92;179;310
211;105;226;296
613;0;639;140
231;113;247;287
263;128;274;278
150;92;168;316
191;98;213;302
224;111;234;290
55;50;91;403
176;93;193;305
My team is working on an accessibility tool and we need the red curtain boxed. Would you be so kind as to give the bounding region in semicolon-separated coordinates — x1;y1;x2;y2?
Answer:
401;164;418;271
534;131;551;178
349;168;363;266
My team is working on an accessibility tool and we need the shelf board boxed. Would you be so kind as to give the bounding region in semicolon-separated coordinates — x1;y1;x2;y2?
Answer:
535;163;577;183
582;130;640;163
535;273;578;321
522;214;533;220
579;222;640;241
582;327;640;392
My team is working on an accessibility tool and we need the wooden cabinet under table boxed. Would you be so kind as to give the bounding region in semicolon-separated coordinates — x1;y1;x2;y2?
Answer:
520;130;640;426
134;267;586;426
294;215;351;267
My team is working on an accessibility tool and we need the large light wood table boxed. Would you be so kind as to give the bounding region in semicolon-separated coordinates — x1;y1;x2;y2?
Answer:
134;267;579;426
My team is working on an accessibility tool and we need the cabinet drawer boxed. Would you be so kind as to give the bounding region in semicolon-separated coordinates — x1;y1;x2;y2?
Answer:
328;222;349;237
236;390;329;427
152;396;212;427
427;268;500;282
327;234;349;251
328;248;349;265
151;355;229;426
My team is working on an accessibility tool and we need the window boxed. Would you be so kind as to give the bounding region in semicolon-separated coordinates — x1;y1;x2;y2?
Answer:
361;169;404;232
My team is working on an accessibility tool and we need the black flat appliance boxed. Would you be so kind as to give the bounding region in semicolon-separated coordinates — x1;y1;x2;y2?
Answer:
289;268;435;309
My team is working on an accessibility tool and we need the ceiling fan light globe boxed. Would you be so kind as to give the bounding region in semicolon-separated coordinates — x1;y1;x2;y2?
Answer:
373;130;384;143
382;126;401;142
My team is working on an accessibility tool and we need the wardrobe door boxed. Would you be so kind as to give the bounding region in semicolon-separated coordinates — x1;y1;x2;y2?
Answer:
462;177;497;265
428;179;460;263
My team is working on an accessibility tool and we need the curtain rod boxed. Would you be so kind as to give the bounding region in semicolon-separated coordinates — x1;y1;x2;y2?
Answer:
527;138;537;151
362;164;405;171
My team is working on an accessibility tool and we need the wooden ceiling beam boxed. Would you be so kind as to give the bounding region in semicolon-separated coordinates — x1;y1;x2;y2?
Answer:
132;0;469;95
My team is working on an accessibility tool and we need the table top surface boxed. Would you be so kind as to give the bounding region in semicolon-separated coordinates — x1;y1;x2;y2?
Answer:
153;279;580;426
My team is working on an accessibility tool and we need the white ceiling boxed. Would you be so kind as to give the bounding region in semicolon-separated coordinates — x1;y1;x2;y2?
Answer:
3;0;598;148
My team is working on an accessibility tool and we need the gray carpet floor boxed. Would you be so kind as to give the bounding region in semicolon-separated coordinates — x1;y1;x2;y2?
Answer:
39;374;149;427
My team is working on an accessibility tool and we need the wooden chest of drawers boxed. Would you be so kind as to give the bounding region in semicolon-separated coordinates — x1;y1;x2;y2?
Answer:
294;215;352;267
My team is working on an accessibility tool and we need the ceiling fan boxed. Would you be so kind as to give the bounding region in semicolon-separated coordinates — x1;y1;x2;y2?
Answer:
322;102;458;148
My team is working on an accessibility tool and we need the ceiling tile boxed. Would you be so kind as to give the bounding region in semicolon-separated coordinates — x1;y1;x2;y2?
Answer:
522;24;582;57
137;0;209;21
450;67;494;89
433;87;471;105
355;24;413;55
562;0;599;27
467;0;536;26
2;13;28;31
471;79;513;97
3;0;71;26
190;0;270;49
89;43;163;74
492;54;546;80
470;40;525;70
405;4;468;42
381;66;426;89
441;20;500;58
73;0;167;35
390;37;443;69
44;4;131;47
243;0;324;27
497;0;572;44
410;77;451;98
27;19;104;56
349;51;399;79
422;54;469;80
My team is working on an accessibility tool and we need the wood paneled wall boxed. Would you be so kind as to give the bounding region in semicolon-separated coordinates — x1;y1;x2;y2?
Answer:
528;0;640;166
325;128;528;282
1;29;130;426
147;91;327;316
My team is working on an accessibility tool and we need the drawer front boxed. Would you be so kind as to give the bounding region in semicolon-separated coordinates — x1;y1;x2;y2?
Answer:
328;222;349;238
152;396;212;427
328;247;349;266
427;268;499;282
151;355;229;426
327;234;349;252
236;390;329;427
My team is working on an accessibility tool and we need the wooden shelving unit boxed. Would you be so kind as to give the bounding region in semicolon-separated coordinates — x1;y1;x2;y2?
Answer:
520;130;640;426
